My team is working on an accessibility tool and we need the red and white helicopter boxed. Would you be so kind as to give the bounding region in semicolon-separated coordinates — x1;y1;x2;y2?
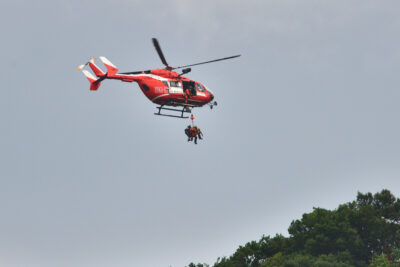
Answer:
78;38;240;118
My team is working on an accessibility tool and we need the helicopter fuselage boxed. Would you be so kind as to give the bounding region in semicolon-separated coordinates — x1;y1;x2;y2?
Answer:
104;68;214;108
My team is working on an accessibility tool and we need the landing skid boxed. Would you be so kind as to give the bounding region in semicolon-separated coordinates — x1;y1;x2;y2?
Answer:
154;105;192;119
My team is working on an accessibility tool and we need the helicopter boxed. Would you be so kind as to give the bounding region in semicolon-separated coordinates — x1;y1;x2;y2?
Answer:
78;38;240;118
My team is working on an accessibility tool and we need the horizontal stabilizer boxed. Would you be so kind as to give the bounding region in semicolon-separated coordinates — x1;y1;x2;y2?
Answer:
82;70;101;91
82;70;96;82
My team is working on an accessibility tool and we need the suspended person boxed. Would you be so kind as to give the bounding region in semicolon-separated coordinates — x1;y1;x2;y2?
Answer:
184;125;193;142
190;126;198;144
191;126;203;144
194;126;203;140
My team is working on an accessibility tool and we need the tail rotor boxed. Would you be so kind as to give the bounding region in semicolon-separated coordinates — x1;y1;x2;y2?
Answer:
77;57;94;71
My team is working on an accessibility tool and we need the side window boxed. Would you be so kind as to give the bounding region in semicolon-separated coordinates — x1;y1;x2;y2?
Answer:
142;84;150;91
196;83;206;92
169;81;181;87
163;81;169;87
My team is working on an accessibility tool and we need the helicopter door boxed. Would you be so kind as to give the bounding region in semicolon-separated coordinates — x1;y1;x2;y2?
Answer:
168;80;183;95
183;81;197;96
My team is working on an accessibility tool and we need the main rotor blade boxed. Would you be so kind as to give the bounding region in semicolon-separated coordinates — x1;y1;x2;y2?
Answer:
172;55;241;70
119;70;151;75
152;38;171;69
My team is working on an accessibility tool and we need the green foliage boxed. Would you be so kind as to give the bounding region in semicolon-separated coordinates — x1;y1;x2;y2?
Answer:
260;253;351;267
187;263;209;267
349;190;400;262
368;254;400;267
212;235;289;267
286;189;400;265
368;249;400;267
260;252;285;267
288;207;363;258
187;189;400;267
392;249;400;263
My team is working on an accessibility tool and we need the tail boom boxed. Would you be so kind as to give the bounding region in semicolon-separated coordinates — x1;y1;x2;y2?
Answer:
79;56;143;91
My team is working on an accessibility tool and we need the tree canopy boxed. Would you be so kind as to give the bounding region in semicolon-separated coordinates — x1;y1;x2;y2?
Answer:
187;189;400;267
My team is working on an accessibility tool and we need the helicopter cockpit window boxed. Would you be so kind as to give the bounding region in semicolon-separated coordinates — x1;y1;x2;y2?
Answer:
162;81;169;87
169;81;181;87
196;83;206;92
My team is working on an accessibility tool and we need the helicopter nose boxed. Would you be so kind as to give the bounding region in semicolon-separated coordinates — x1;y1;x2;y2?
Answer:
209;92;214;102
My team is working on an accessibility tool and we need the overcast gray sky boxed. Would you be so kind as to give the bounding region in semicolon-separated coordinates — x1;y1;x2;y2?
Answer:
1;0;400;266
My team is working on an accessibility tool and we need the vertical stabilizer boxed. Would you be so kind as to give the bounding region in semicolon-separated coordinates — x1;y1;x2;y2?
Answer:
99;56;119;76
88;57;106;77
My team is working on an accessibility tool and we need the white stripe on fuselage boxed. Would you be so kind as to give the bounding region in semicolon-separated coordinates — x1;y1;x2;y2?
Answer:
116;73;169;82
151;93;169;101
169;87;183;94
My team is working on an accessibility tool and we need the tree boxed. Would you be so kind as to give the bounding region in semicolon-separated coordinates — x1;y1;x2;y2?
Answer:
348;190;400;261
213;235;290;267
187;189;400;267
260;253;352;267
368;254;400;267
187;263;209;267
